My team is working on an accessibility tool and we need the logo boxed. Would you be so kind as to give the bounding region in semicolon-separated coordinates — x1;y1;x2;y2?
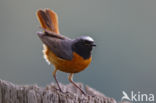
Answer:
121;91;154;102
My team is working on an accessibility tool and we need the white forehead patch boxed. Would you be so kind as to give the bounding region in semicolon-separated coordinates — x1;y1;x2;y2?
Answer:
83;36;94;42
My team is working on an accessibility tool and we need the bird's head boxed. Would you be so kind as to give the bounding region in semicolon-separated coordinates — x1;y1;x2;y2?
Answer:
72;36;96;59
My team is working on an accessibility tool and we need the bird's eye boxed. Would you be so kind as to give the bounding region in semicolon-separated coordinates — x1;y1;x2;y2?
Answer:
84;41;91;46
84;40;90;44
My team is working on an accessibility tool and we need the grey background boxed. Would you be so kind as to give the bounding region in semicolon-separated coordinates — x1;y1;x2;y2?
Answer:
0;0;156;101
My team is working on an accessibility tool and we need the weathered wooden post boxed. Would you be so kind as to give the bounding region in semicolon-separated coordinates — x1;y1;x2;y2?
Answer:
0;79;130;103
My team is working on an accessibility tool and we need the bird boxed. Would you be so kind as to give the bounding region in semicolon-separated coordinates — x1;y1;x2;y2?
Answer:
36;8;96;95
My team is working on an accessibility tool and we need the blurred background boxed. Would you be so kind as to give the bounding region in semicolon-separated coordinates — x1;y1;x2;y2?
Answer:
0;0;156;101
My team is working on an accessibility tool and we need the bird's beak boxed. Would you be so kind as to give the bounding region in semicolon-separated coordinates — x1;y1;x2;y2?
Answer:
91;43;96;47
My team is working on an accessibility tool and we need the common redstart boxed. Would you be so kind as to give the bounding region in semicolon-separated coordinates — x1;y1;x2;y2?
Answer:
36;9;96;95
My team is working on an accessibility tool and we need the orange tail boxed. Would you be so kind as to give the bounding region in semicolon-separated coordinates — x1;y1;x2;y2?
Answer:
36;9;60;34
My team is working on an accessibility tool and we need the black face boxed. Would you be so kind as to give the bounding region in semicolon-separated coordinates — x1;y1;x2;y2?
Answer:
72;36;96;59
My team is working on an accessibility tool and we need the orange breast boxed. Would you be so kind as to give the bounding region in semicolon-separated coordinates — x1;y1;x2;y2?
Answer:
43;45;92;73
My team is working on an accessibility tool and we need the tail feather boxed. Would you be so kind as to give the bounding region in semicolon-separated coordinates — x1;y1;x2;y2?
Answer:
36;9;61;64
36;9;60;34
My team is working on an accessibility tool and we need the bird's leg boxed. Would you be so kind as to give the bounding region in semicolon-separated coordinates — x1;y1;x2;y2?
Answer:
68;73;86;95
52;68;62;92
